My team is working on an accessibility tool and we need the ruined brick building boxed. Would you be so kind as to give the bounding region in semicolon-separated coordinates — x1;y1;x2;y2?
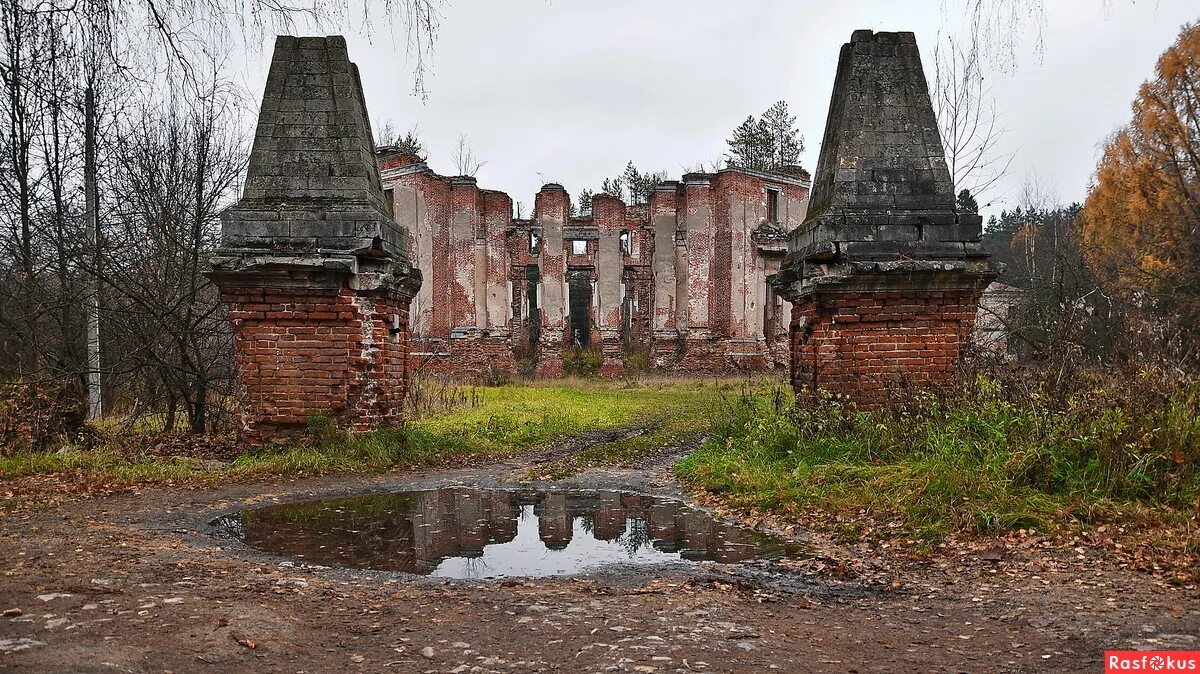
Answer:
377;151;811;376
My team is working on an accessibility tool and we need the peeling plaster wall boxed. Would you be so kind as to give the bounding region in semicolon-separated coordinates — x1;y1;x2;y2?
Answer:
449;178;479;330
537;186;568;335
682;176;714;335
395;183;432;336
593;195;624;336
650;186;678;333
483;191;512;331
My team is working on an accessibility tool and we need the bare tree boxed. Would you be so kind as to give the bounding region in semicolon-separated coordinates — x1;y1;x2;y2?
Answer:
376;119;425;157
99;83;246;433
932;35;1015;209
88;0;443;97
375;118;399;147
684;155;725;174
0;0;45;376
955;0;1047;69
452;133;485;177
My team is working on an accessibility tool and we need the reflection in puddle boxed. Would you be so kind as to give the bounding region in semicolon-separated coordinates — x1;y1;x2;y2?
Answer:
217;488;808;578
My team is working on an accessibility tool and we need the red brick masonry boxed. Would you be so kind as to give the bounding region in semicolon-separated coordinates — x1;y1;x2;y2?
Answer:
219;284;412;443
789;288;984;406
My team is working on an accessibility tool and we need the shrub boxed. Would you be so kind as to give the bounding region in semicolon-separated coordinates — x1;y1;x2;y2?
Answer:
622;347;652;387
677;365;1200;539
404;373;481;420
0;380;88;455
479;364;513;387
511;345;538;379
562;346;603;378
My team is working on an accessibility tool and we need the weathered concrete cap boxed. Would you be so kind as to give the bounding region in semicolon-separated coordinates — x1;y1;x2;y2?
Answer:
217;35;411;267
808;29;952;215
770;29;996;298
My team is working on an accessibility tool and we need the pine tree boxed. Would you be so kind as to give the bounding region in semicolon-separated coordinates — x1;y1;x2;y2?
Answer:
621;161;643;204
577;189;594;216
600;177;624;201
395;131;424;158
640;170;667;203
760;100;802;169
726;116;765;169
727;102;803;171
957;188;979;214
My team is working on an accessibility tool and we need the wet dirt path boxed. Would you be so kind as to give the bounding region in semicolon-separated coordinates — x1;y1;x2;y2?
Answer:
1;429;1197;673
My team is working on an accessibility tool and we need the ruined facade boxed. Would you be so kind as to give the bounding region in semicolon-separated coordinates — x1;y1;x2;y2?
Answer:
210;36;421;442
377;151;810;376
770;30;998;406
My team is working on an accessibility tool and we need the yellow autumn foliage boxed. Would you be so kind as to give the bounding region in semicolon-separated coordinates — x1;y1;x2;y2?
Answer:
1080;22;1200;326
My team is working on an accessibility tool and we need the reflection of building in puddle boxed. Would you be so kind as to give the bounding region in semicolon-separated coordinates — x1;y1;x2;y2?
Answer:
648;499;681;552
535;492;572;550
238;488;787;575
592;491;625;542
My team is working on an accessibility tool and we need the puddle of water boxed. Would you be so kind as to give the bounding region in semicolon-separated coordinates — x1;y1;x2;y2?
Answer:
216;488;808;579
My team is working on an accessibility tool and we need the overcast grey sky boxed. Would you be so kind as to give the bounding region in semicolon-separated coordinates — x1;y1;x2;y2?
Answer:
232;0;1198;218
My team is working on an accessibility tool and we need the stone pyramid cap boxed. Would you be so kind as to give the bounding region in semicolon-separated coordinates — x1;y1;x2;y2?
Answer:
218;36;409;262
808;30;954;215
770;30;995;299
783;30;987;267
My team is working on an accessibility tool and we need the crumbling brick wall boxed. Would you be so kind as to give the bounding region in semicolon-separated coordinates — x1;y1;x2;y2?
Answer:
377;151;812;378
789;289;983;405
219;285;413;442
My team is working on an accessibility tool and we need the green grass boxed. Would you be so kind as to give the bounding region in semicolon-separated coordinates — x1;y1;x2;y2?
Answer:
15;369;1190;547
0;378;746;489
524;389;727;480
676;373;1200;541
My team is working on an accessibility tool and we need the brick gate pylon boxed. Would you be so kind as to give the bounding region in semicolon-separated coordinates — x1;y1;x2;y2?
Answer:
769;30;999;407
208;36;422;443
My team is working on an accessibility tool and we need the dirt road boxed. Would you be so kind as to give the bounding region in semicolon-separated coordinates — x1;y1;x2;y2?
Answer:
1;435;1196;673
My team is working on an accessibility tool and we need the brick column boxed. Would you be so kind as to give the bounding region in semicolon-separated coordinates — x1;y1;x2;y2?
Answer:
534;184;569;375
649;183;681;366
593;193;625;371
449;176;480;333
787;284;985;406
770;30;996;408
218;281;416;443
680;174;714;338
209;36;421;442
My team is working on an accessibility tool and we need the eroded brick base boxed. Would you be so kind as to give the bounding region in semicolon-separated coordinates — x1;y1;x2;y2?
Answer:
790;289;983;408
220;284;413;443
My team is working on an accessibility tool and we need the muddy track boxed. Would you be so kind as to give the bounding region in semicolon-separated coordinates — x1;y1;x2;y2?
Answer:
1;425;1197;673
514;423;660;466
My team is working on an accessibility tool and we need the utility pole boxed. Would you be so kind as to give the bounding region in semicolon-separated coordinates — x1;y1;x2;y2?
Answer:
84;83;101;420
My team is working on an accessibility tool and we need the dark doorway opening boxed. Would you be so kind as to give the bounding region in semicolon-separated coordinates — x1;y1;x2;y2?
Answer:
568;271;592;348
621;278;633;348
525;265;540;348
